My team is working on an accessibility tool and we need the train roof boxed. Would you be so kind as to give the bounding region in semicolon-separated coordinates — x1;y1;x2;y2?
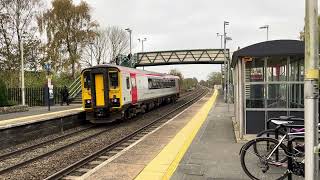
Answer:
81;64;180;79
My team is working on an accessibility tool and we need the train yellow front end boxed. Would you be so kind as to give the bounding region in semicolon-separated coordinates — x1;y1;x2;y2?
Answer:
81;66;123;123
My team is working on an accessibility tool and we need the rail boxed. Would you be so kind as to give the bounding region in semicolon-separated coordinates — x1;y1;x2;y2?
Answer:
44;88;208;180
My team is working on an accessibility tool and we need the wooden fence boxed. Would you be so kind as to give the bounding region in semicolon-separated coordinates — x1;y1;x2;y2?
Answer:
7;87;63;106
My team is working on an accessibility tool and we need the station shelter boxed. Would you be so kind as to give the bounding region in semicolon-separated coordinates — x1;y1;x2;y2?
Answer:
231;40;305;135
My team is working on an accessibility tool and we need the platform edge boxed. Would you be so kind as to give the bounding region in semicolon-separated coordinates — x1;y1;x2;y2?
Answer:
134;89;218;180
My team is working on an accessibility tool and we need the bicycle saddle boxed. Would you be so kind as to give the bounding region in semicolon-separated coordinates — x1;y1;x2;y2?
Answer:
271;120;294;125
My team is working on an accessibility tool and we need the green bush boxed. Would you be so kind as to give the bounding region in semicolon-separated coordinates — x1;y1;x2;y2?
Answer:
0;79;8;107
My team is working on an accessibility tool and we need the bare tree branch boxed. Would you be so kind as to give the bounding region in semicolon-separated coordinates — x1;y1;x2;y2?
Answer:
105;26;129;64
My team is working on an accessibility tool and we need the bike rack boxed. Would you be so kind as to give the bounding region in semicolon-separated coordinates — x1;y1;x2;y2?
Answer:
266;117;305;162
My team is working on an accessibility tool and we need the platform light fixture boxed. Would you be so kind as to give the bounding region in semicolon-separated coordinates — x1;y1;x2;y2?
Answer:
138;37;147;52
259;25;269;41
216;33;223;48
125;28;132;55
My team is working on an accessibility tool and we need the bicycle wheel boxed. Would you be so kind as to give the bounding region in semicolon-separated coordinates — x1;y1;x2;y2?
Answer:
240;137;289;180
255;129;287;163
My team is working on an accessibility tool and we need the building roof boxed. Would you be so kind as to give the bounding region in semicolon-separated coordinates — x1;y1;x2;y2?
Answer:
231;40;304;67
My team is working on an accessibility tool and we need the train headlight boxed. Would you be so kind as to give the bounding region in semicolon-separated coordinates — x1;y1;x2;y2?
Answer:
85;99;92;108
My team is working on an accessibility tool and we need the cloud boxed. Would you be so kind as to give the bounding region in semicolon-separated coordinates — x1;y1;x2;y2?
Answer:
86;0;307;80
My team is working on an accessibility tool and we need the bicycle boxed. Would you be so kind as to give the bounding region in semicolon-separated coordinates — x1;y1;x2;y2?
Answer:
239;130;320;180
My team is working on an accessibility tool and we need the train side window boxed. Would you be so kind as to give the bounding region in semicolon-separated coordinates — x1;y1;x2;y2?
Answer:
126;77;130;89
109;72;119;88
83;71;91;89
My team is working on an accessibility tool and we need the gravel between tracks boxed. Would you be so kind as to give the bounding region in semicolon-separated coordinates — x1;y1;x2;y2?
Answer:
0;125;92;156
0;89;206;180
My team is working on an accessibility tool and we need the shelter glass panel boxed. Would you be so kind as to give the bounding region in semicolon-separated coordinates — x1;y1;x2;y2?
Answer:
289;111;304;119
267;57;287;81
246;111;265;134
245;58;264;82
289;57;304;81
288;84;304;108
246;84;265;108
267;84;287;108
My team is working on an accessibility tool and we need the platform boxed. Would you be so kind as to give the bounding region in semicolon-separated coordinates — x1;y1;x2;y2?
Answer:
80;90;250;180
171;96;247;179
0;104;82;129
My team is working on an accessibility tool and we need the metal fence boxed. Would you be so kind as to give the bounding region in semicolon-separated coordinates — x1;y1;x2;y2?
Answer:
7;87;63;106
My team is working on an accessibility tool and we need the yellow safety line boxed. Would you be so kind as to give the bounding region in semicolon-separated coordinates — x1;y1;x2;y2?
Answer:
135;90;219;180
0;108;83;127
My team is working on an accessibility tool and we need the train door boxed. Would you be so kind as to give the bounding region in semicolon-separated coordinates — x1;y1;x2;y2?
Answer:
94;74;105;106
90;68;109;108
124;75;132;103
130;73;138;104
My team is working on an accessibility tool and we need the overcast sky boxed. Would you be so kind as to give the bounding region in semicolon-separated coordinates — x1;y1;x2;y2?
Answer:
77;0;307;80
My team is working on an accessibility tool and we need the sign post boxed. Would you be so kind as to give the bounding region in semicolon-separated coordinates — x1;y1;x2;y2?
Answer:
45;62;52;111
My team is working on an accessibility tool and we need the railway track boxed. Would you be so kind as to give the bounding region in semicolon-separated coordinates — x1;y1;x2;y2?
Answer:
0;88;196;161
0;125;96;161
46;88;208;180
0;87;208;180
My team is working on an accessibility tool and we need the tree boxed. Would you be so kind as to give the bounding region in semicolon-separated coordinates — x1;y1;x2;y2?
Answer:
0;0;43;87
38;0;97;78
81;28;108;67
0;78;8;106
207;72;222;88
169;68;183;87
106;26;129;63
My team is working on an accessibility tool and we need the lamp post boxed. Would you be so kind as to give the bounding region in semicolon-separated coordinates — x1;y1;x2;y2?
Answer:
226;36;232;111
138;38;147;52
223;21;230;103
304;0;319;179
216;33;223;49
217;33;224;87
125;28;132;55
259;25;269;41
20;37;25;106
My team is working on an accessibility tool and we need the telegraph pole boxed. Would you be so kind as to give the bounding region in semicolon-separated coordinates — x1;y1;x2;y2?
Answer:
304;0;319;179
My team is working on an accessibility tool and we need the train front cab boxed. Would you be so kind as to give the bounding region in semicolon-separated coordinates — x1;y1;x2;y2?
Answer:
81;67;122;123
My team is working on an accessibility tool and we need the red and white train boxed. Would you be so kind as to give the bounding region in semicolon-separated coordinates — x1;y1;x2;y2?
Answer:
81;64;180;123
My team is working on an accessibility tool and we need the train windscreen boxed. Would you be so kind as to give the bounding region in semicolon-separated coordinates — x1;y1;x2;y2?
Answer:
109;72;119;88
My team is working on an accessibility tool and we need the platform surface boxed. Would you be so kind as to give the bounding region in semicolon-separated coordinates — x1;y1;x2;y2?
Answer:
0;104;82;129
83;91;215;180
171;96;248;179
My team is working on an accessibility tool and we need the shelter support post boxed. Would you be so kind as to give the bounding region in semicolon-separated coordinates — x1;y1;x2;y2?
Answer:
238;58;244;138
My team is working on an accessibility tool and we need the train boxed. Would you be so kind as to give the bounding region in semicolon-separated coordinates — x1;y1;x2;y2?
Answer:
81;64;180;123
